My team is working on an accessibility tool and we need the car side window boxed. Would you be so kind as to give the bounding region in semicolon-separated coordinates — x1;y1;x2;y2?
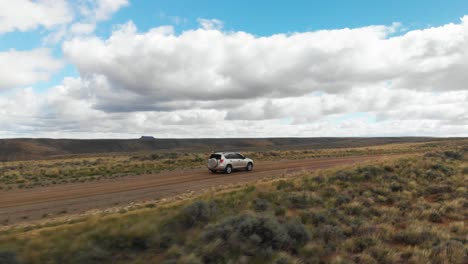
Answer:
233;154;243;159
225;154;234;159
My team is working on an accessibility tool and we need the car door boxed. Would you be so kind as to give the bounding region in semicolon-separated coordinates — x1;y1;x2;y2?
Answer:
234;153;246;168
225;154;235;167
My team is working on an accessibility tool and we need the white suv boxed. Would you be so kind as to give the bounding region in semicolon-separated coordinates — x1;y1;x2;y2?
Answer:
207;152;254;174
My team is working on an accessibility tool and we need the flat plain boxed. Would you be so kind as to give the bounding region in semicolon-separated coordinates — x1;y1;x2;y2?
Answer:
0;138;466;264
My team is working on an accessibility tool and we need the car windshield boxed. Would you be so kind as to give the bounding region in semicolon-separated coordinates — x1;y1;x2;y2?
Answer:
209;154;222;160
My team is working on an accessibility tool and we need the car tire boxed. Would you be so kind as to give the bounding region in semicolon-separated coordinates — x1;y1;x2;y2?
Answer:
246;163;253;171
225;165;232;174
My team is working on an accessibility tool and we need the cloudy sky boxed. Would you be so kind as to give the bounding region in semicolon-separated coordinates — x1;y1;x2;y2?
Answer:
1;0;467;138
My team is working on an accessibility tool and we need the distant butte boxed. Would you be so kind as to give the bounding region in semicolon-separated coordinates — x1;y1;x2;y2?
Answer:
139;136;156;140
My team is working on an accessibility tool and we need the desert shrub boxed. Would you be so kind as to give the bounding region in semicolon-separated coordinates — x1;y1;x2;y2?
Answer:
389;184;403;192
276;180;295;191
203;214;288;251
253;198;269;212
149;232;175;251
343;203;364;216
275;256;290;264
329;165;384;183
286;193;312;209
443;151;463;160
191;157;204;163
70;246;110;264
0;250;18;264
392;230;436;246
161;259;178;264
368;247;392;264
430;240;466;264
335;195;351;206
93;232;149;252
275;253;297;264
275;206;286;216
425;185;452;195
428;212;443;223
178;253;203;264
301;211;337;227
180;200;217;228
357;165;384;180
285;221;310;249
150;154;162;160
431;163;454;176
202;214;308;259
329;170;354;182
316;225;344;244
463;167;468;174
424;152;441;158
347;237;376;253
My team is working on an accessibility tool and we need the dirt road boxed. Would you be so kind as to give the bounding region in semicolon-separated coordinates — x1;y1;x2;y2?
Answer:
0;155;393;224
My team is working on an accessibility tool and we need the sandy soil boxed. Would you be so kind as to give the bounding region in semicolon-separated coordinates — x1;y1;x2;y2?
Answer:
0;155;395;224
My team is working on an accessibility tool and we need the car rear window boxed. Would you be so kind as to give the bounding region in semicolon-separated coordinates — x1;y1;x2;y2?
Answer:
210;154;222;160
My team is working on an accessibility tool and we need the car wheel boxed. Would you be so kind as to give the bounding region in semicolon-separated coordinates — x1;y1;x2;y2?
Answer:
246;163;253;171
225;165;232;174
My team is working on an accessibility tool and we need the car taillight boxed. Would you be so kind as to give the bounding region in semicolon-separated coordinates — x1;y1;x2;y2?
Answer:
220;159;224;163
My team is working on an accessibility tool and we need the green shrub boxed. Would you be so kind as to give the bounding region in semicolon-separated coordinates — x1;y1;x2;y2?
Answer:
287;193;308;208
428;212;443;223
70;246;110;264
180;200;217;228
389;184;403;192
285;221;309;249
443;151;463;160
275;207;286;216
253;198;269;212
430;240;466;264
202;214;308;259
347;237;376;253
316;225;344;244
392;230;435;246
276;180;294;190
0;250;18;264
335;195;351;206
425;185;452;195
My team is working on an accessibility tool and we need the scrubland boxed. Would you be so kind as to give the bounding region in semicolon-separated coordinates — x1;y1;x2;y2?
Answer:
0;147;466;264
0;139;465;190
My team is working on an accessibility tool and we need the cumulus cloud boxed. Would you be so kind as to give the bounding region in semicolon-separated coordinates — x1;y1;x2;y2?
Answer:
62;16;468;116
1;75;467;138
0;49;62;90
0;0;72;34
78;0;129;22
70;23;96;35
39;0;129;43
2;15;468;138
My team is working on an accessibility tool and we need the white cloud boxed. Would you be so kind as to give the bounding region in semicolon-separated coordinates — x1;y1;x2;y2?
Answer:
0;0;73;34
62;16;468;116
42;0;129;43
1;76;467;138
197;18;224;30
84;0;129;22
70;23;96;35
2;15;468;137
0;49;62;90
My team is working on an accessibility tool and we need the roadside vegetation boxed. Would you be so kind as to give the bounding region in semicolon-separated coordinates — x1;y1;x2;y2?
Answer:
0;139;466;190
0;149;466;263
